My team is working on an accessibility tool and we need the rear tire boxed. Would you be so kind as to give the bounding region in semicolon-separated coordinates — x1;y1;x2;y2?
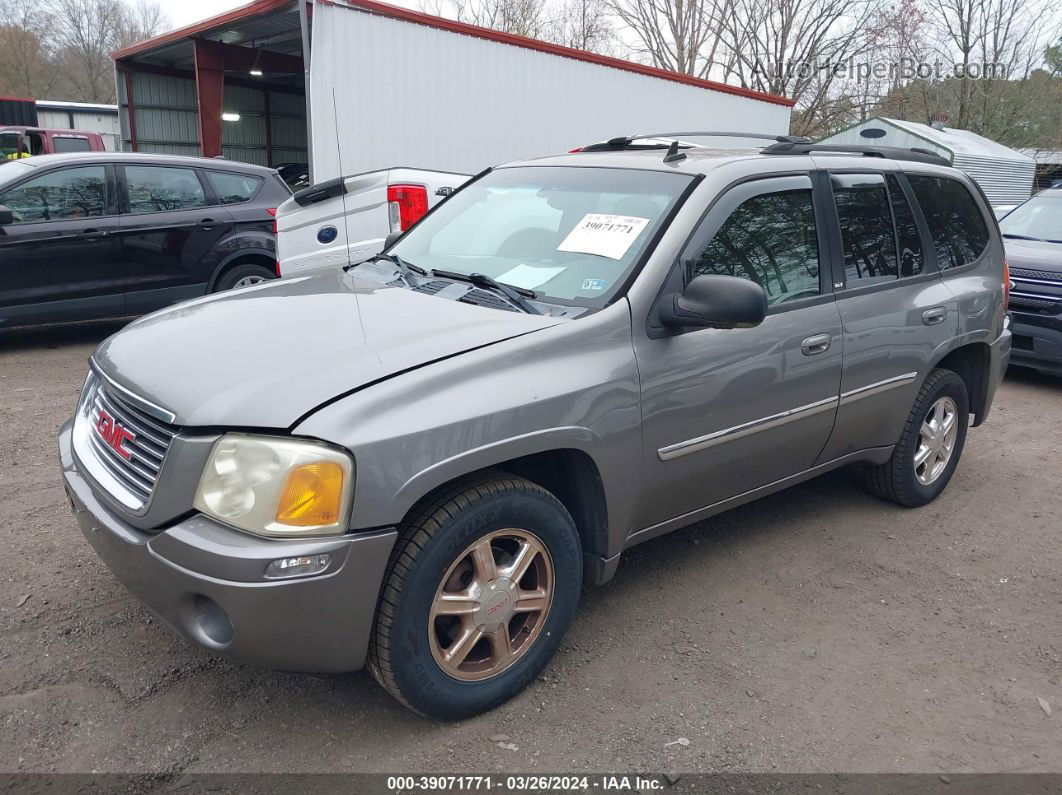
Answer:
368;474;582;720
212;263;276;292
864;368;969;507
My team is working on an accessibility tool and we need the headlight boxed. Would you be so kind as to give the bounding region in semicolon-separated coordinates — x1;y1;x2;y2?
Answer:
193;434;354;538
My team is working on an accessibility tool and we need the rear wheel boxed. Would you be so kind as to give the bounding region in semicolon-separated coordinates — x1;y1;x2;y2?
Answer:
864;368;969;507
368;474;582;720
212;262;275;292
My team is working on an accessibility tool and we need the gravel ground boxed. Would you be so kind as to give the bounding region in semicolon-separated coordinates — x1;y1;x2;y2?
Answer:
1;320;1060;776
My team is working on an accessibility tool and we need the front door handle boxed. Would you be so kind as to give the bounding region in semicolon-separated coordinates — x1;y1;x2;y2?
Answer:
79;229;109;239
923;306;947;326
801;334;832;356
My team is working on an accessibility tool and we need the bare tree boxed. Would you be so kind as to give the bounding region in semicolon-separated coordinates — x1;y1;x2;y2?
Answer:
605;0;727;77
49;0;167;103
546;0;616;52
422;0;549;38
0;0;59;98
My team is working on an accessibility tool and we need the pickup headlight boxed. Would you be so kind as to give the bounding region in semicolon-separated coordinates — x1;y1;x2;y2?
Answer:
193;434;354;538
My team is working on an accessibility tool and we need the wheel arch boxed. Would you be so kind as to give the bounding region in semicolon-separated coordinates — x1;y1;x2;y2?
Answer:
207;248;277;291
930;339;992;427
395;447;612;588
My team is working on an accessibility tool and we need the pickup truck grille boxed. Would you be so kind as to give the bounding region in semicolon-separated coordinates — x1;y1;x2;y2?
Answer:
80;373;178;507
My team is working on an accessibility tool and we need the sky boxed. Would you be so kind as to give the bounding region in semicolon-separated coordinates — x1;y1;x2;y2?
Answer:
159;0;420;30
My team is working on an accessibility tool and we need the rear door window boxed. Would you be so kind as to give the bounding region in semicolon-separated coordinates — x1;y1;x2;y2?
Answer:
125;165;207;214
885;174;924;276
831;173;898;285
907;175;990;269
0;165;107;223
207;171;264;204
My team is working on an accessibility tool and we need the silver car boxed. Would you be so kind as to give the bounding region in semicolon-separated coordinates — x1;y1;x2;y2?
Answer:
60;135;1011;719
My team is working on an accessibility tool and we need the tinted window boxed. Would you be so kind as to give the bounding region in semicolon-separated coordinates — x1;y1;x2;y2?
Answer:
832;173;897;285
886;174;924;276
908;175;990;269
125;166;206;214
0;165;106;223
207;171;263;204
0;132;21;158
52;137;92;153
685;188;820;304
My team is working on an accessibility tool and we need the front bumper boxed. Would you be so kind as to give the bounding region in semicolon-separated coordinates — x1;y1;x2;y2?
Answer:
1008;310;1062;376
60;421;397;673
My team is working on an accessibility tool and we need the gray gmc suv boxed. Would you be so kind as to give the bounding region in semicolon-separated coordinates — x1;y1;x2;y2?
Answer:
60;135;1011;720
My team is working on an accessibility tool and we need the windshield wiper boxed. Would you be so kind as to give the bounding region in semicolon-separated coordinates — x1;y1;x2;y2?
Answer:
371;252;427;284
431;270;541;315
1002;233;1043;241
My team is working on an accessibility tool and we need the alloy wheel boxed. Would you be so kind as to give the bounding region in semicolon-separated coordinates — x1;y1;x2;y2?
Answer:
428;528;554;681
914;396;958;486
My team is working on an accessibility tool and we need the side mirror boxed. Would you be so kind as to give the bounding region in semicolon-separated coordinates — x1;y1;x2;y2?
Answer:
0;205;13;226
383;231;402;250
658;274;767;330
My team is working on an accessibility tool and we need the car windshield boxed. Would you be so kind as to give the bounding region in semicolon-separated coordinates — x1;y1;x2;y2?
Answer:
389;166;693;306
999;195;1062;243
0;160;34;187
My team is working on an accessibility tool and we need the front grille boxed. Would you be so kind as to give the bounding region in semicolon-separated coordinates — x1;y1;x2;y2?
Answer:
1009;292;1062;313
1010;267;1062;283
80;373;178;507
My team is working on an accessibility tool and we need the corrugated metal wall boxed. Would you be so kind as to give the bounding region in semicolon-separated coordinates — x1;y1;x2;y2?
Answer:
953;153;1036;205
819;120;1034;206
118;70;307;165
309;2;791;180
37;108;121;150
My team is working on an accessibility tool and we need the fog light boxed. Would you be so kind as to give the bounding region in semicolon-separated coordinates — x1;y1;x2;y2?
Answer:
264;553;331;579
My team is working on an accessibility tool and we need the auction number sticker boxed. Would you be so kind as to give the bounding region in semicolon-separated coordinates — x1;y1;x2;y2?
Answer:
557;214;650;260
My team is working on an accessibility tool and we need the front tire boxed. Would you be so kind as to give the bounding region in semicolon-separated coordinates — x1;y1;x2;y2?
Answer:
368;474;582;720
864;368;969;507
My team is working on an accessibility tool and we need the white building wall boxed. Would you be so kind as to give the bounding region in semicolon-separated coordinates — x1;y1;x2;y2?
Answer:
37;104;122;150
310;2;791;181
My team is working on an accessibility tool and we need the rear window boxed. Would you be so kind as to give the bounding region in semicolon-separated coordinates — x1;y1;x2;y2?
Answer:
908;175;990;269
207;171;264;204
52;137;92;153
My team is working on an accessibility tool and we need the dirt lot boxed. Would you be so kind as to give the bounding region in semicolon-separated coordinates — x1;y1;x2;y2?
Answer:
0;319;1060;776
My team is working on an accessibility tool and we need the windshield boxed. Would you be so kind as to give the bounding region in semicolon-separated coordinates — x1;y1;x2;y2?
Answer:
999;195;1062;242
389;166;693;306
0;160;34;187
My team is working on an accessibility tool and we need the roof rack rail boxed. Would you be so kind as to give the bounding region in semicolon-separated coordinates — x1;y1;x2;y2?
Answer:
580;131;810;152
760;141;950;167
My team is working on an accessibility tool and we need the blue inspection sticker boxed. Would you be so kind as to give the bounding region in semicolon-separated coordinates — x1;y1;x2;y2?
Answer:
582;278;606;291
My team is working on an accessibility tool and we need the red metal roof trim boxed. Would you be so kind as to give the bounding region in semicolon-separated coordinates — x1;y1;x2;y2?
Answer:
111;0;793;108
327;0;793;107
110;0;293;60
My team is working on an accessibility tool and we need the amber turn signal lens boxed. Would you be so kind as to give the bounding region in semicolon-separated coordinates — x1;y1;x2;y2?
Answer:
275;461;345;527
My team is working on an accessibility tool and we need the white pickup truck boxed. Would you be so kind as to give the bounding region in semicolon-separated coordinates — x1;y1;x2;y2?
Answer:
276;167;470;276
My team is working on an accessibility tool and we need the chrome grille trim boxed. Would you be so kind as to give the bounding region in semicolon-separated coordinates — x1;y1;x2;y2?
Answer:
73;371;179;511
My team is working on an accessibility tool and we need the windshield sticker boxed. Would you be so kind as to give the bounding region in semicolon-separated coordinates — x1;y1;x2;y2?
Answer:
581;278;606;291
496;264;565;290
557;214;651;260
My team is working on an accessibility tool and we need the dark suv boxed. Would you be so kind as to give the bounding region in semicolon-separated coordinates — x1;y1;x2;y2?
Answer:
1000;187;1062;375
0;152;291;328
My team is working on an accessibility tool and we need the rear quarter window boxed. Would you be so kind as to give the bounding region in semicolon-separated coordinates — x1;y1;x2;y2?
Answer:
907;175;990;269
51;137;92;153
207;171;264;204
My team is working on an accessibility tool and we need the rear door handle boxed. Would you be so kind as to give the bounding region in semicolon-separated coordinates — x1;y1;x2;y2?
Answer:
923;306;947;326
801;334;832;356
196;218;216;231
79;229;109;239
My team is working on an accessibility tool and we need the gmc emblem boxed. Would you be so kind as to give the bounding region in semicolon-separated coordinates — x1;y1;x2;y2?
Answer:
96;410;135;460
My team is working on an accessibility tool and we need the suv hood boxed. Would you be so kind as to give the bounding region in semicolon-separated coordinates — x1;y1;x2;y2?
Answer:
1003;237;1062;272
93;270;564;428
